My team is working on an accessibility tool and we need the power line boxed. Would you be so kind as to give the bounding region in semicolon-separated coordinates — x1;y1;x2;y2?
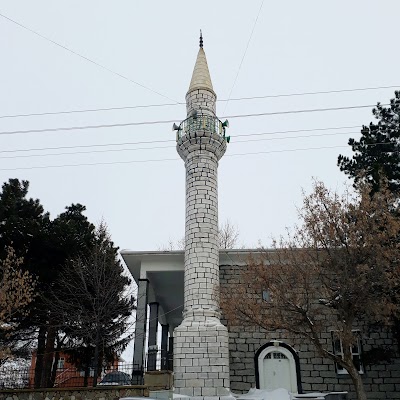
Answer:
228;145;346;158
0;131;360;161
0;103;183;120
227;85;399;101
2;139;397;172
0;12;178;103
0;140;176;153
0;139;174;154
0;144;172;160
0;86;397;120
235;130;356;143
5;142;397;172
0;119;177;136
0;157;177;171
224;104;390;120
0;124;360;155
223;0;264;114
235;125;360;138
0;104;386;137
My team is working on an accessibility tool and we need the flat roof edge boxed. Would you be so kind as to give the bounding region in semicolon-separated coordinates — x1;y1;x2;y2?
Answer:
120;248;270;256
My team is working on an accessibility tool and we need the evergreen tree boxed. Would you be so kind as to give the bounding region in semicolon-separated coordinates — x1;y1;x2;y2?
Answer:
0;179;49;370
0;179;97;387
50;223;135;387
338;91;400;351
338;91;400;193
38;204;95;388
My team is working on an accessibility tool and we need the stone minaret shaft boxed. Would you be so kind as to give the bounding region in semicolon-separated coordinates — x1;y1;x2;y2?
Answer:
173;37;232;399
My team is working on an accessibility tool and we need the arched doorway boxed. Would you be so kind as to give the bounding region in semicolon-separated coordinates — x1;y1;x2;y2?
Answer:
255;342;302;393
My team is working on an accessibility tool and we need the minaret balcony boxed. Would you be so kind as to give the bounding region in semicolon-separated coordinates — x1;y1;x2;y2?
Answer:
174;115;229;142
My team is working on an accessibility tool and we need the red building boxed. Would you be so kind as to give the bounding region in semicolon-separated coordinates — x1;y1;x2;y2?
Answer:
28;352;120;388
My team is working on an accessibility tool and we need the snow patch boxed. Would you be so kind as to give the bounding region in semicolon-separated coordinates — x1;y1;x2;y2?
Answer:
236;388;291;400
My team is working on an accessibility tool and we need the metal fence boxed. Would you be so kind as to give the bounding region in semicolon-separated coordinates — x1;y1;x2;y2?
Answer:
0;363;136;389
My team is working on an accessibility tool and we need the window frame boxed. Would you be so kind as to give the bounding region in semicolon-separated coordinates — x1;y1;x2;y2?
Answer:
331;330;364;375
57;357;65;370
262;289;270;302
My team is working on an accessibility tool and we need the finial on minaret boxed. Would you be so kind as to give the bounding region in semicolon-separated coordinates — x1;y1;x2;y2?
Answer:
199;30;203;48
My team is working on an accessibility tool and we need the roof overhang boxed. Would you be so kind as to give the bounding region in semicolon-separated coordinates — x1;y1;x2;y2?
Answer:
120;249;262;328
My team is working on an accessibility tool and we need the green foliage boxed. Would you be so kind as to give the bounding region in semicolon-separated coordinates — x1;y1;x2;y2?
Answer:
51;223;135;385
0;179;133;388
338;91;400;194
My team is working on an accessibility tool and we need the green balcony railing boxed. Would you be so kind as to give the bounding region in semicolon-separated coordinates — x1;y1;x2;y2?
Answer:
175;115;229;142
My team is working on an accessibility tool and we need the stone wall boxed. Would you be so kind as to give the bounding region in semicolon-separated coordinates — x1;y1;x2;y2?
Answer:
0;386;148;400
219;264;400;400
185;88;216;118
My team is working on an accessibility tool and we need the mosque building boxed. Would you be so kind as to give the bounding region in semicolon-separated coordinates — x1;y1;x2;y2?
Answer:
121;34;400;400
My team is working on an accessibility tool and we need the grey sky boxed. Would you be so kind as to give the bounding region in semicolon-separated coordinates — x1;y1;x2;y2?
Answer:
1;0;399;253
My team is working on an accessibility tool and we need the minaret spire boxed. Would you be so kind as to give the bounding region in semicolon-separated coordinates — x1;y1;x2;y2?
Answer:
187;31;216;116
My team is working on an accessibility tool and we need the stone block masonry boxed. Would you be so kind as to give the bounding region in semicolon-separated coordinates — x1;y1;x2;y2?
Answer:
174;135;231;399
186;89;216;118
0;386;148;400
219;263;400;400
183;152;220;314
174;320;231;398
173;40;233;400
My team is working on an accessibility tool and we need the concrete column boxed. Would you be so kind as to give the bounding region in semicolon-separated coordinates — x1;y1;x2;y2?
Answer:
168;335;174;371
161;324;169;370
147;302;159;371
132;278;149;384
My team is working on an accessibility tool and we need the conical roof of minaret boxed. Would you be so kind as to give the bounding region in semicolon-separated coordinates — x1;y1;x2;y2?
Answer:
187;46;215;96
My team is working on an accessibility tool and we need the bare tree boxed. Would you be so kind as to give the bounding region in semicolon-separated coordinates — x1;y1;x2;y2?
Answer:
161;219;240;250
0;247;36;365
220;181;400;400
218;220;239;249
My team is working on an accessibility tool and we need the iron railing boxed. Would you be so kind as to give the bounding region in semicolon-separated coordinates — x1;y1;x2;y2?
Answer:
0;362;136;389
144;350;173;372
175;115;227;141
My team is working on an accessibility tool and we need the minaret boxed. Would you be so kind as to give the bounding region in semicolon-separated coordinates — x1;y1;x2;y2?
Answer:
173;33;233;399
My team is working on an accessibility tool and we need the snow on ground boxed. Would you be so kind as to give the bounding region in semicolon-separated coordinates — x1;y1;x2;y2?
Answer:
0;358;30;389
236;388;291;400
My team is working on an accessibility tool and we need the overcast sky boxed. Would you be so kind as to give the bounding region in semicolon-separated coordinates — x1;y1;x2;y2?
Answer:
1;0;400;366
1;1;399;251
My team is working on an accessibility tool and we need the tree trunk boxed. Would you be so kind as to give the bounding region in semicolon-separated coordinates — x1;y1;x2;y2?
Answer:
347;363;367;400
50;343;61;388
84;364;90;387
42;325;56;388
92;329;100;387
34;326;47;388
393;316;400;353
83;348;91;387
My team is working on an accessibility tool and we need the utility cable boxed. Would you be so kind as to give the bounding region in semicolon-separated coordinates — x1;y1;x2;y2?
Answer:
0;103;183;120
0;125;360;155
0;11;178;103
0;138;173;154
224;104;390;120
0;104;388;137
3;141;397;172
0;85;398;120
0;119;177;136
223;0;264;114
0;131;359;161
